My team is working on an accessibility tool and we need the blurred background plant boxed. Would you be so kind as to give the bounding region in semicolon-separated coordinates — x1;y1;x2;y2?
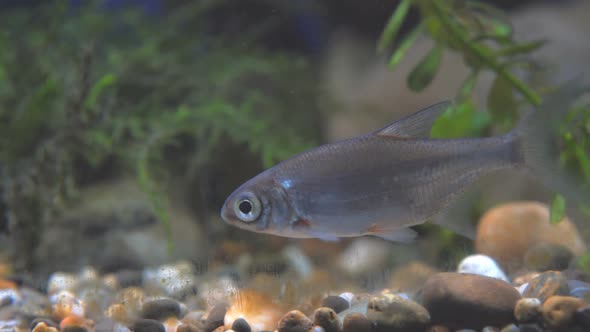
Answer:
0;0;321;270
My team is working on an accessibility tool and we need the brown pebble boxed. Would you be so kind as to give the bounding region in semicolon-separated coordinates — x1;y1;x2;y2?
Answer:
278;310;313;332
313;307;340;332
367;292;430;332
542;295;586;330
475;201;585;272
342;313;370;332
514;298;542;323
523;271;570;303
177;323;201;332
420;272;520;329
424;325;450;332
204;303;229;332
32;322;59;332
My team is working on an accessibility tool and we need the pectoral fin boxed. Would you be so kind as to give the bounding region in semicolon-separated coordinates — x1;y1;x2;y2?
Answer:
374;101;451;138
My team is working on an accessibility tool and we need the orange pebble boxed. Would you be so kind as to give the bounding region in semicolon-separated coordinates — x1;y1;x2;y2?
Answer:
0;279;16;289
32;322;59;332
60;315;87;329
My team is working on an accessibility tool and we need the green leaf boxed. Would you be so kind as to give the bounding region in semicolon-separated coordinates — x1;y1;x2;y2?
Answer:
377;0;413;53
458;71;479;101
487;75;518;130
84;73;117;109
407;44;443;92
549;194;566;225
388;21;425;70
431;101;490;138
494;39;547;57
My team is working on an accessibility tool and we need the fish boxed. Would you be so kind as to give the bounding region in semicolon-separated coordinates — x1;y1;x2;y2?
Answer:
220;79;590;242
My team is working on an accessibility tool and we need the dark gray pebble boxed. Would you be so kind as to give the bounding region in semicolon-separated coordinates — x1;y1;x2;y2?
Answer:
204;303;228;332
342;313;370;332
141;298;182;320
321;296;349;314
232;318;252;332
61;327;88;332
131;319;166;332
575;306;590;329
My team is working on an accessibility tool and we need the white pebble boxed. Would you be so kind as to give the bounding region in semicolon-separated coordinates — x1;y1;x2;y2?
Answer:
50;290;85;317
142;261;196;297
47;272;79;294
457;254;509;282
338;292;354;305
0;289;21;305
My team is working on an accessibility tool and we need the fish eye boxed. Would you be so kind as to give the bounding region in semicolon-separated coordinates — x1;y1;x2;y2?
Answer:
233;192;261;222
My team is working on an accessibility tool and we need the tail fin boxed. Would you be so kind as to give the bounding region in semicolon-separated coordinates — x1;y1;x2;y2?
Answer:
513;77;590;204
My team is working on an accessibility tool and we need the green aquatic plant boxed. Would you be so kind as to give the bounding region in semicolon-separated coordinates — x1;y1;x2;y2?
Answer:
378;0;590;223
0;1;319;269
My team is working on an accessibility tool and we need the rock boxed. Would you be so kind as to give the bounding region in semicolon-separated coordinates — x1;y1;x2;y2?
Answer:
475;202;585;272
514;298;542;323
366;292;430;332
522;271;570;303
204;303;228;332
313;307;340;332
524;243;574;271
278;310;313;332
50;290;85;319
30;318;59;331
131;319;166;332
420;272;521;329
390;261;438;294
59;315;92;332
457;255;509;282
542;295;586;330
321;296;349;314
141;298;182;321
337;238;391;277
341;313;370;332
231;318;251;332
575;306;590;329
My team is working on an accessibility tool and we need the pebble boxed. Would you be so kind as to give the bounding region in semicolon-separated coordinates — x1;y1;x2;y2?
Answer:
341;313;370;332
105;303;134;325
542;295;586;330
574;306;590;329
131;318;166;332
321;296;349;314
524;243;574;271
514;298;542;323
141;298;182;321
278;310;313;332
61;327;88;332
366;292;430;332
522;271;570;303
457;254;509;282
47;272;79;295
518;324;543;332
142;262;197;299
425;326;450;332
231;318;251;332
32;322;59;332
50;290;85;319
420;272;521;329
313;307;340;332
499;325;519;332
475;202;585;272
204;303;228;332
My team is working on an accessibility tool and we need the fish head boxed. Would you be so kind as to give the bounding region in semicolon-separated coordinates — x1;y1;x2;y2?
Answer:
221;174;294;235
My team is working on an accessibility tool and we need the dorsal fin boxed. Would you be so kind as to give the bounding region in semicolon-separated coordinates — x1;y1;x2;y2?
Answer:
374;101;452;138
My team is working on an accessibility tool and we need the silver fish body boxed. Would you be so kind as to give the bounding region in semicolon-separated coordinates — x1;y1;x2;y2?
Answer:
221;80;589;242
